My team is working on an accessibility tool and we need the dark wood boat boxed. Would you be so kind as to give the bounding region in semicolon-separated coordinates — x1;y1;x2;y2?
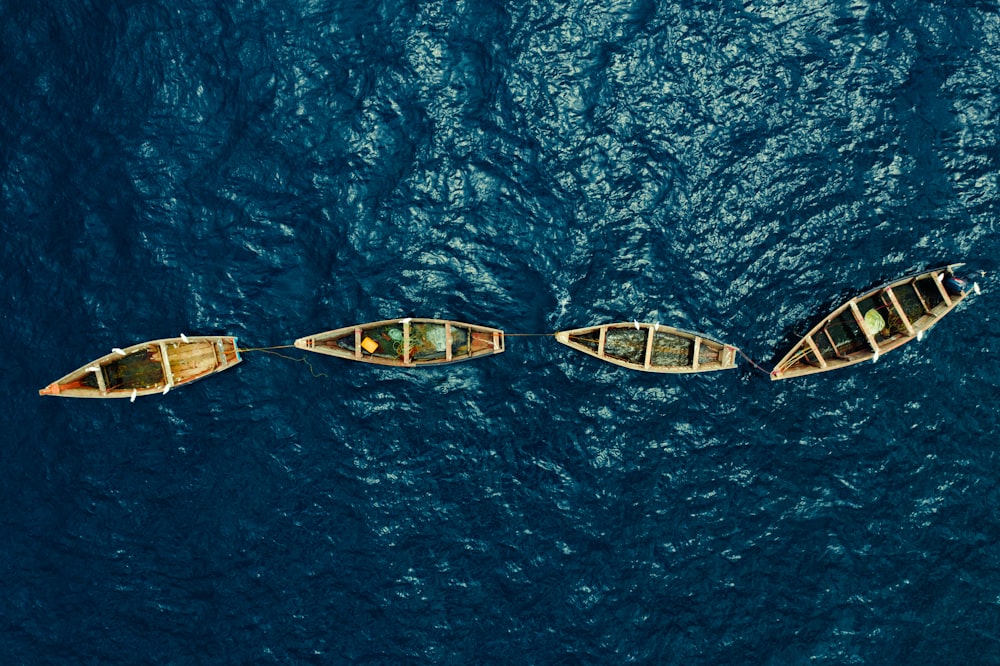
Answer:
555;322;739;373
39;336;241;399
294;318;505;367
770;263;979;381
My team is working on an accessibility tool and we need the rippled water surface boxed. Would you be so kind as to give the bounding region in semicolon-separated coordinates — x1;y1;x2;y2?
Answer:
3;0;1000;663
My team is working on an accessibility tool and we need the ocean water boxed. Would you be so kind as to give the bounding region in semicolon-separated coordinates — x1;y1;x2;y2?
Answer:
3;0;1000;663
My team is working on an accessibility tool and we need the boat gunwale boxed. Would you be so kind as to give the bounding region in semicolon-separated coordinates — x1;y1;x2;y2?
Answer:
555;321;739;374
39;336;241;398
770;263;971;381
293;318;506;367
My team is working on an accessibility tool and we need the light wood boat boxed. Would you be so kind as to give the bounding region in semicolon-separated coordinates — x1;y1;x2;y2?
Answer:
294;318;505;367
39;336;241;398
555;322;739;373
770;263;979;380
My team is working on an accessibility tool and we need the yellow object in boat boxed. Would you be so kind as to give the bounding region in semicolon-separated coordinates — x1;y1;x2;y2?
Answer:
864;309;885;335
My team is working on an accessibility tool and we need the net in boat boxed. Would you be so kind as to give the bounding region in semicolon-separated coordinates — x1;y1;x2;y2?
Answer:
411;322;452;360
103;348;165;391
650;330;693;367
604;328;647;365
864;309;885;335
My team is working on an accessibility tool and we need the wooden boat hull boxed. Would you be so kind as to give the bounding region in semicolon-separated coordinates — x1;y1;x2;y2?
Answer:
555;322;739;373
294;318;505;367
770;263;977;381
39;336;242;398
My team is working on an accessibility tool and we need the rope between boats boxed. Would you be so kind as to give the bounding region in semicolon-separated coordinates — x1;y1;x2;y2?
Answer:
737;349;771;376
237;344;297;353
237;345;328;378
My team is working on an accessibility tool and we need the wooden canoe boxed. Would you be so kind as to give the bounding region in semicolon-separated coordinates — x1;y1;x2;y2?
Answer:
294;318;505;367
770;263;979;381
555;322;739;373
39;336;242;398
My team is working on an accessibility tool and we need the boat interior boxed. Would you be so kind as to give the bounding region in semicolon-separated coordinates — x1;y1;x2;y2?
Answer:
651;330;699;367
166;340;225;383
88;348;165;393
780;271;955;374
323;322;498;362
569;326;722;369
603;328;648;365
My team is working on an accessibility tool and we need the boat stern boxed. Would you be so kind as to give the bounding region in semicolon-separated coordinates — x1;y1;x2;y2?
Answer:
722;345;739;369
39;382;61;396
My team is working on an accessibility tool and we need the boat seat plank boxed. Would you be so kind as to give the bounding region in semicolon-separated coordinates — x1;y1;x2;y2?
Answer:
215;340;229;369
643;326;654;369
94;366;108;394
848;301;880;353
931;271;953;307
403;320;411;365
159;342;176;387
822;328;850;359
804;335;829;368
692;337;701;371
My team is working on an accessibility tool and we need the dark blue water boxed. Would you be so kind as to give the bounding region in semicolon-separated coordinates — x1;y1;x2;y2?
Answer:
3;0;999;663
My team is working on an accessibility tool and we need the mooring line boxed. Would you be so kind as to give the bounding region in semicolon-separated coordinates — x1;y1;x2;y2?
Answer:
504;332;556;337
237;344;297;353
737;348;771;376
238;345;328;378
